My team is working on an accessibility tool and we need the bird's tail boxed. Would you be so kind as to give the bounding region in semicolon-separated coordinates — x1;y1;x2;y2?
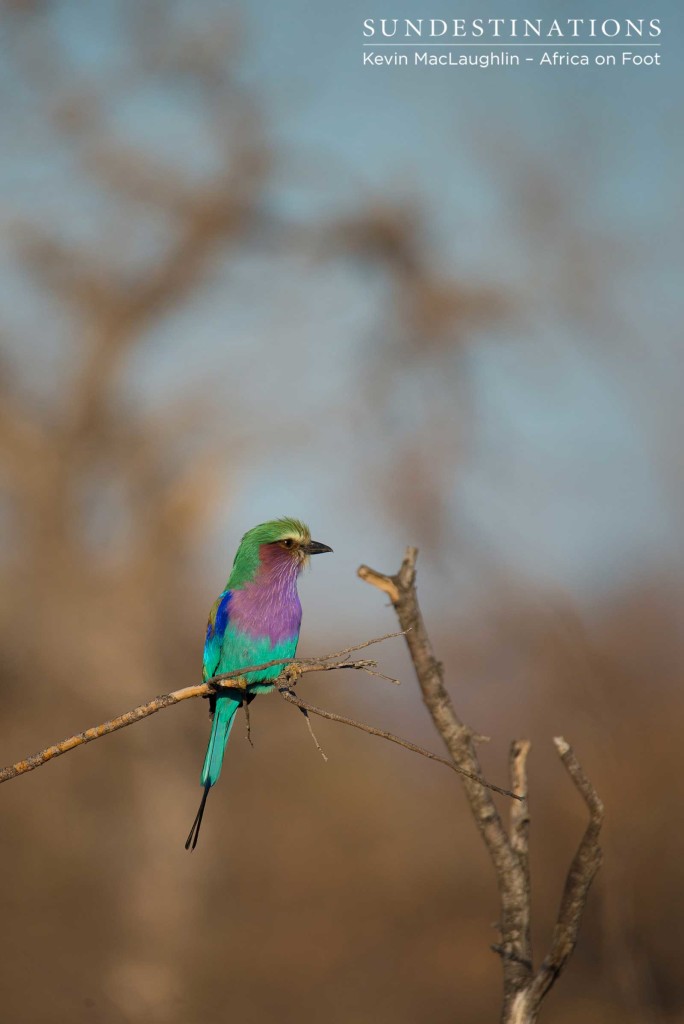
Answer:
185;695;240;851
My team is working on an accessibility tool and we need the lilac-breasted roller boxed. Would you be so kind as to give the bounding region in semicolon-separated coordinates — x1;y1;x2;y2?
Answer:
185;518;332;849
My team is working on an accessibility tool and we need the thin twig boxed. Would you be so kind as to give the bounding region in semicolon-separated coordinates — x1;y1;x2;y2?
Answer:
294;701;328;763
0;643;390;785
307;630;407;663
0;684;206;784
208;630;406;684
360;666;401;686
0;632;508;794
278;688;520;799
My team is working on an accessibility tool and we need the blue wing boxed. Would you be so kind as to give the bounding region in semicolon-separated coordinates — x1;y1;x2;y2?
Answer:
203;590;232;682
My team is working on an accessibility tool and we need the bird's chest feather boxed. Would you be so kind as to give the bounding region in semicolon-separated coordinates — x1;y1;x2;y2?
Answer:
210;584;301;685
229;583;302;644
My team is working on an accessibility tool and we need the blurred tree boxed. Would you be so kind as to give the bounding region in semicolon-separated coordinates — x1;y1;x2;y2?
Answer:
0;5;508;1019
0;3;682;1024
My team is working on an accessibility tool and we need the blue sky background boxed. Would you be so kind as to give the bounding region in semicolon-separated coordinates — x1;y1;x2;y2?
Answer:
1;0;682;633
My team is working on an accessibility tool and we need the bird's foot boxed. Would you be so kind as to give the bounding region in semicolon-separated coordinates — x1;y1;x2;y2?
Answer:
284;663;303;687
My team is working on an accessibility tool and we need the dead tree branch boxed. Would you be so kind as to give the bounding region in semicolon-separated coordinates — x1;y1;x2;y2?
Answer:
358;548;603;1024
526;738;604;1013
0;632;517;799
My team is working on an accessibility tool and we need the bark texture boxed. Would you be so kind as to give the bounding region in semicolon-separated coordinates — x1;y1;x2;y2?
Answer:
359;548;604;1023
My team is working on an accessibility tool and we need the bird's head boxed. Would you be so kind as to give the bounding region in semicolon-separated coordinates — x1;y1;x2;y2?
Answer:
229;518;333;588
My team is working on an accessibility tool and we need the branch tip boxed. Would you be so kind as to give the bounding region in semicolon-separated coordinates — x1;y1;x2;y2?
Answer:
357;564;400;603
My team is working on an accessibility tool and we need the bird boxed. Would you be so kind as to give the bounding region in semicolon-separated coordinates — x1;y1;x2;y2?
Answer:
185;517;333;850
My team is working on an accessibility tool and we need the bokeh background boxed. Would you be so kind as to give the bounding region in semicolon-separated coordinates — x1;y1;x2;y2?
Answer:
1;1;682;1022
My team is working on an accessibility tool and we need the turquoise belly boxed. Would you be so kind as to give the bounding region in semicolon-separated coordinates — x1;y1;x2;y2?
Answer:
211;626;299;687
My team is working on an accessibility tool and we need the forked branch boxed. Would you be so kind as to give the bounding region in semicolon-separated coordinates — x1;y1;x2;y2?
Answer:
358;548;603;1024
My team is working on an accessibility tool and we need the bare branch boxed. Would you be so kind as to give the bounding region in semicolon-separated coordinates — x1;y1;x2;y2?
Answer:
357;564;400;603
505;740;532;976
0;684;207;784
278;688;519;798
359;549;534;1012
527;738;604;1012
358;549;603;1023
0;632;515;799
209;629;407;683
291;700;328;763
0;650;372;784
509;740;531;861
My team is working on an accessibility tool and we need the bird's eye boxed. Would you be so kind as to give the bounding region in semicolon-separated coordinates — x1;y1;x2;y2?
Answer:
280;538;295;549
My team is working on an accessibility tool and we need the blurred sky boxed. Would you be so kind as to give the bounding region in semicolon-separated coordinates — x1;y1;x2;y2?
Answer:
1;0;682;628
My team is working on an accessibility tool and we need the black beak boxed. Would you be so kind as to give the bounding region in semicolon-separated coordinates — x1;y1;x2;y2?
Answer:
305;540;333;555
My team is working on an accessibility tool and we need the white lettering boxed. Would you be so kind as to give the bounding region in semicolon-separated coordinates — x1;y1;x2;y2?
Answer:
601;19;621;37
429;19;448;37
622;51;661;65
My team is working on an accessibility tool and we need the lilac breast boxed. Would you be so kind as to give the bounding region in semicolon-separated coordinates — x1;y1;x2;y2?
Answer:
229;547;302;643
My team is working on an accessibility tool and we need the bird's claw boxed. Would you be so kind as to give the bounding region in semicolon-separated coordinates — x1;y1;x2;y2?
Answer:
284;663;303;686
